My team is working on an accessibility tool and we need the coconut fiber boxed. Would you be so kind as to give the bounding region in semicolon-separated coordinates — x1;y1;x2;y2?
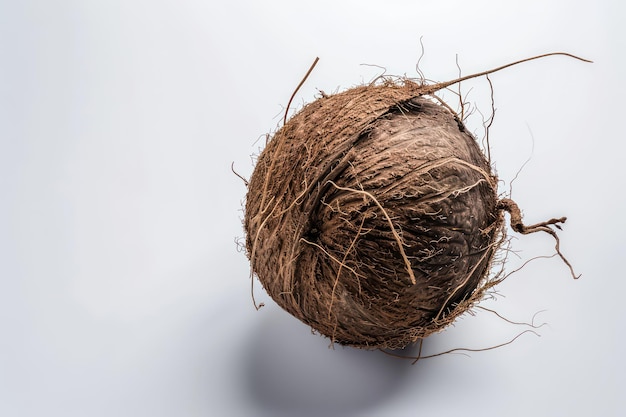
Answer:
244;54;584;350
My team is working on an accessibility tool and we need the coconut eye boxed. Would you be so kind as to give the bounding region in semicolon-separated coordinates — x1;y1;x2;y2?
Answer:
305;227;320;240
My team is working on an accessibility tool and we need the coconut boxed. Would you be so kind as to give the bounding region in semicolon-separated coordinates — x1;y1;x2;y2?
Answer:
243;53;586;350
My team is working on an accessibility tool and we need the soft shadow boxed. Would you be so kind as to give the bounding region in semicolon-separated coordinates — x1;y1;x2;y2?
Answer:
241;308;433;416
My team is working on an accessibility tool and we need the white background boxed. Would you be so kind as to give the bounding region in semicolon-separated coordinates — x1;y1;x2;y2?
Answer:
1;1;624;416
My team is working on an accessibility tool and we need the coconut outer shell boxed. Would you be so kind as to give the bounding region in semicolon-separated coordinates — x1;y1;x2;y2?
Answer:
245;81;504;349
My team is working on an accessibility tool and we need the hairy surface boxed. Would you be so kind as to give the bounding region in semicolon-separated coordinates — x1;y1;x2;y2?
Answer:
245;53;586;349
245;83;503;349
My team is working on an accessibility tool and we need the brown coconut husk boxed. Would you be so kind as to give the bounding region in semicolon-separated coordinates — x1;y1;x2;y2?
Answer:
244;53;587;350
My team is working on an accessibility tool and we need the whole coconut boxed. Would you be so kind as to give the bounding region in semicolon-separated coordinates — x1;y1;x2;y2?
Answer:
244;54;584;350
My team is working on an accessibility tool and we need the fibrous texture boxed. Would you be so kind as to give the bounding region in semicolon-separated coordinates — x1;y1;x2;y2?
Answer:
244;81;503;349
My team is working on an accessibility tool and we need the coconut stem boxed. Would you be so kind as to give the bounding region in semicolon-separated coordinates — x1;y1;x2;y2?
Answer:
497;198;580;279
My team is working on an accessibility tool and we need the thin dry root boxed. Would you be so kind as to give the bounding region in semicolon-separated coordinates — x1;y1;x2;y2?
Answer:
231;162;249;186
497;198;580;279
380;329;540;364
422;52;592;96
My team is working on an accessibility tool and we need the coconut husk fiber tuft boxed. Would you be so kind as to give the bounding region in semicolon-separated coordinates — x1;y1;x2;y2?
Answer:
244;54;586;350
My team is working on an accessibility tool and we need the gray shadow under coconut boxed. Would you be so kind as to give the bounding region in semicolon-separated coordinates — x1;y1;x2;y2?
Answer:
242;308;433;416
